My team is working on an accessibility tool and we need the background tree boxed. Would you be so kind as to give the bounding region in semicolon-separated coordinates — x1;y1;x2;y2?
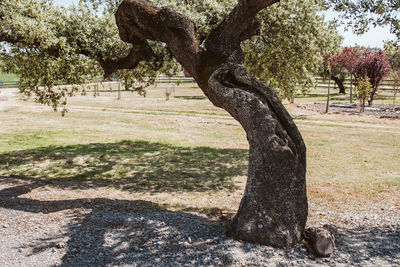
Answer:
321;52;348;94
386;45;400;107
352;49;391;105
320;47;361;95
354;76;373;112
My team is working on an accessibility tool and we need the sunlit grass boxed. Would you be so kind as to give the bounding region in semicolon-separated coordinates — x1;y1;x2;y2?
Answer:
1;84;399;214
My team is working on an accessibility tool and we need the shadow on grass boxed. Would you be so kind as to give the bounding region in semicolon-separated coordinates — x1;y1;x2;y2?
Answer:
173;95;207;100
295;93;350;101
0;140;248;192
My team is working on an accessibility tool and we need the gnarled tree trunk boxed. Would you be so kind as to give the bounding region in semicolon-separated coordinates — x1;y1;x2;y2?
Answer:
107;0;308;247
209;64;307;246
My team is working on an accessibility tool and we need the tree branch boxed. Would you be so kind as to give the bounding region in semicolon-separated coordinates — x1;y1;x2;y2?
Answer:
99;39;153;77
115;0;202;79
204;0;280;60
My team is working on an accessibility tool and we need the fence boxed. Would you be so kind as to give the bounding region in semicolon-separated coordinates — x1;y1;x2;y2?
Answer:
0;81;19;88
314;77;398;91
0;76;196;89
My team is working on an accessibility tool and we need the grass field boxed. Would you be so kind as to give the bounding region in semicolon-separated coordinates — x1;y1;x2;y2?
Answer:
0;72;19;82
0;84;399;218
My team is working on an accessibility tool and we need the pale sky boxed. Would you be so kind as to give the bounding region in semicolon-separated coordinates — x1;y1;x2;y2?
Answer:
53;0;396;48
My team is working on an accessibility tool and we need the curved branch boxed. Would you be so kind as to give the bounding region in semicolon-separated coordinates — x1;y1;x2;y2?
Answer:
115;0;202;79
204;0;280;59
100;39;153;77
209;63;306;161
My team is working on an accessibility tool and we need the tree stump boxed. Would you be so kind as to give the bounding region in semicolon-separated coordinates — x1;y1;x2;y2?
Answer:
303;226;336;257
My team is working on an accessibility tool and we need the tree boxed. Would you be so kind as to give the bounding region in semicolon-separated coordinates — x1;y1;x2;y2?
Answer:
1;0;310;247
244;0;341;102
330;0;400;44
321;52;348;94
321;47;361;95
352;49;391;105
354;76;373;111
386;46;400;107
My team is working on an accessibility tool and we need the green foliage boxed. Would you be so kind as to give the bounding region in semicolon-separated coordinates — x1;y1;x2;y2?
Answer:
1;0;342;111
244;0;342;101
354;75;373;111
0;0;178;112
330;0;400;45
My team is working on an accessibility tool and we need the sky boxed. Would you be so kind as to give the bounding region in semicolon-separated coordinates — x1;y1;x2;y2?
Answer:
53;0;396;49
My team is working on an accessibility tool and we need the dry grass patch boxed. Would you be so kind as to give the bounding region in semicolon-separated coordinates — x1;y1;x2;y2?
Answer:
0;85;399;217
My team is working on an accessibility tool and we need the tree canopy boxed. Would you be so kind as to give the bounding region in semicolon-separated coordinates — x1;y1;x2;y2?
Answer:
245;0;341;100
330;0;400;46
1;0;340;110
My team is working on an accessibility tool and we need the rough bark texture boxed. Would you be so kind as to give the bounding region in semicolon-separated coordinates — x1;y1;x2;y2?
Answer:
304;226;336;257
111;0;308;247
209;64;307;247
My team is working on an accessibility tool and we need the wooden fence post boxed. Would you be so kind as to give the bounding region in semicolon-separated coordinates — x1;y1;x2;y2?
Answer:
118;82;121;100
325;70;332;113
350;74;353;103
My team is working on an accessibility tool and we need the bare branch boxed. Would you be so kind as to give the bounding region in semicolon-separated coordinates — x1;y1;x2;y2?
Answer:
115;0;202;79
205;0;279;59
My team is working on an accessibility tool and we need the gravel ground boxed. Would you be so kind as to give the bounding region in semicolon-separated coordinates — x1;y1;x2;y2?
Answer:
0;178;399;266
299;103;400;119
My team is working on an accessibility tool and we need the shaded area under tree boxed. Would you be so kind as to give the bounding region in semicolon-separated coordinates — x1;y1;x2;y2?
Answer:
0;140;248;193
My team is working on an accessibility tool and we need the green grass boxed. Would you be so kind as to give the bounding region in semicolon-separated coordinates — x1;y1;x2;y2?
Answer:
0;85;399;213
0;72;19;82
0;140;246;192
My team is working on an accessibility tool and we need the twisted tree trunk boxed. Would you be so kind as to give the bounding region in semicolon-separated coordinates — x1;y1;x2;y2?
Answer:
209;64;307;246
107;0;308;247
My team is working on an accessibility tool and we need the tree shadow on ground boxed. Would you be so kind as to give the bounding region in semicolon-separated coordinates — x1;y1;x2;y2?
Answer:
0;180;236;266
173;96;207;100
0;179;399;266
335;226;400;264
0;140;248;192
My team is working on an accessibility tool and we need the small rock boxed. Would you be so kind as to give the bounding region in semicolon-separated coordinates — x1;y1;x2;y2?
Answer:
17;248;23;253
2;224;8;228
56;242;66;248
51;248;57;253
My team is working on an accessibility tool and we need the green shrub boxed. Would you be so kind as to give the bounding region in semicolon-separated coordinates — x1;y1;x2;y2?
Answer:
354;76;373;112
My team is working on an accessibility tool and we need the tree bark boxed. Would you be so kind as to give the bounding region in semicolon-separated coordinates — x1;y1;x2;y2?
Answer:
111;0;308;247
330;75;346;94
209;64;307;247
304;226;336;257
368;88;378;106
